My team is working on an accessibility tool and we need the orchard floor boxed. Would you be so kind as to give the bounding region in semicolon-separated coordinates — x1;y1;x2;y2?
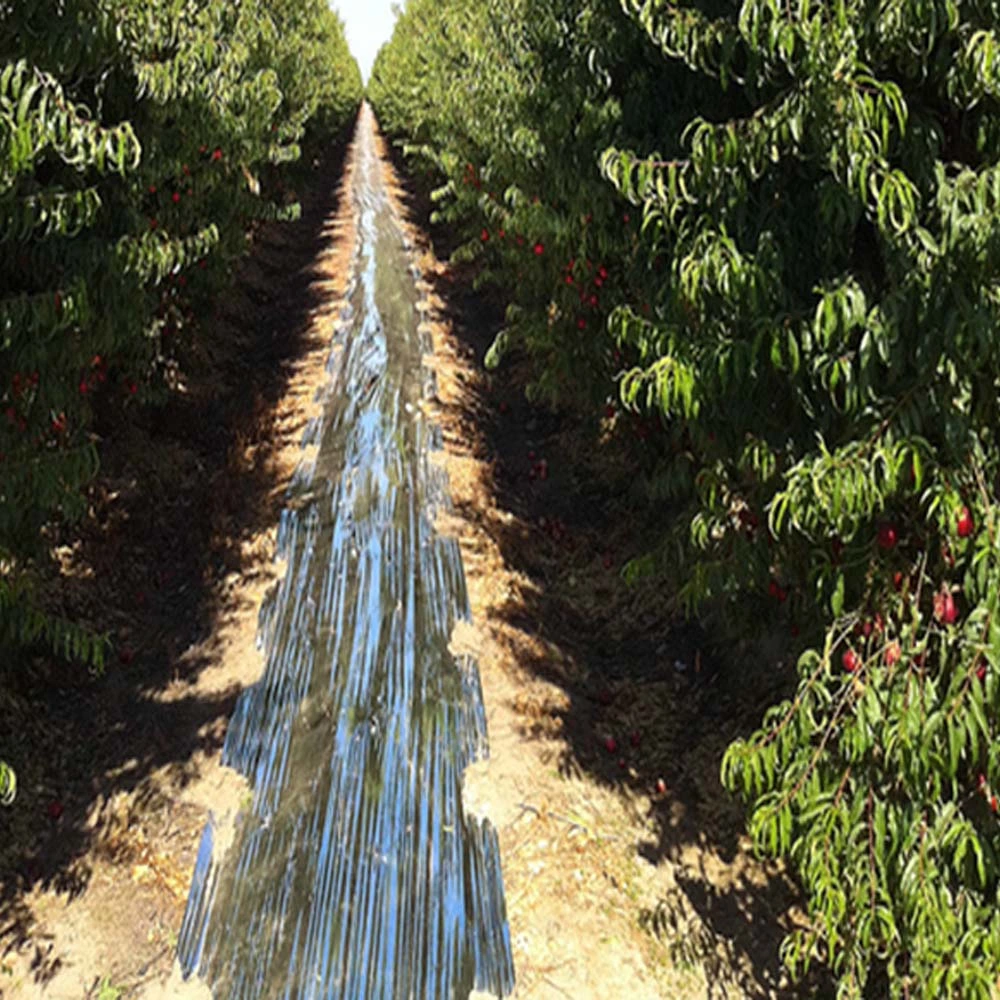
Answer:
1;113;829;999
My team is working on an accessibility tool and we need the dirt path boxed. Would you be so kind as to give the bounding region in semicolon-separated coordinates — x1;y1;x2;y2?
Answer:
1;110;815;1000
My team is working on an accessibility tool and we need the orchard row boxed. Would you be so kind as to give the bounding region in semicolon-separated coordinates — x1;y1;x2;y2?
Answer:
369;2;1000;996
1;1;362;661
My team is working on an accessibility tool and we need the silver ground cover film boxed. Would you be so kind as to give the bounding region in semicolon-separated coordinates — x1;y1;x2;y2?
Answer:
177;110;515;1000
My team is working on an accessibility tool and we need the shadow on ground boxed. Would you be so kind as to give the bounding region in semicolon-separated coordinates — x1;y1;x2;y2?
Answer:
0;134;354;986
388;153;834;999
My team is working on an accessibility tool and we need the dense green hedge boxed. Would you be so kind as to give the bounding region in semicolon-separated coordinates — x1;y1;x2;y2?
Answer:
370;2;1000;996
0;1;360;788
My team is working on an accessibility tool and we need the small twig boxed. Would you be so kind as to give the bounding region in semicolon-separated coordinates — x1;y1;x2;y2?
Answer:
515;801;623;842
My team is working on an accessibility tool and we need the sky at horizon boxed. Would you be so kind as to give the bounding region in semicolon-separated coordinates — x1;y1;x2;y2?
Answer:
338;1;399;83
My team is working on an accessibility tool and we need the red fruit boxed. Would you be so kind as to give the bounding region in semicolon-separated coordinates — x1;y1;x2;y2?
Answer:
211;148;223;161
481;229;489;242
149;218;158;230
884;642;902;667
588;294;599;307
655;778;667;795
934;589;958;625
877;523;898;550
842;649;860;673
537;459;548;481
565;274;574;285
992;795;998;814
630;731;641;748
47;800;64;821
172;192;181;203
623;213;630;224
957;507;975;538
598;266;609;280
79;379;89;395
604;403;616;419
148;184;157;194
577;318;587;330
528;450;536;461
768;580;781;599
499;401;509;415
604;736;617;754
199;144;207;154
118;646;135;665
182;164;190;176
979;773;988;791
977;663;987;682
498;229;505;239
618;758;627;770
53;292;62;314
126;380;138;396
533;242;544;256
893;571;904;591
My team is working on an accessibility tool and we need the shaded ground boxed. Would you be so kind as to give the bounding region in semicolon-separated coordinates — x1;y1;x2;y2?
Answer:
0;129;359;996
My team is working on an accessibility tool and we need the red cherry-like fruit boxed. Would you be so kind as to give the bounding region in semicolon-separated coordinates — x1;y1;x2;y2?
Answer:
877;524;898;550
977;663;987;682
655;778;667;795
118;646;135;665
47;800;64;820
630;731;641;748
842;649;860;673
934;589;958;625
957;507;975;538
884;642;902;667
604;736;617;755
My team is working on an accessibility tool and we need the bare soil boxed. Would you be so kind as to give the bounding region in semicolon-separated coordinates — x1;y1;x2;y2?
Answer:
0;113;828;1000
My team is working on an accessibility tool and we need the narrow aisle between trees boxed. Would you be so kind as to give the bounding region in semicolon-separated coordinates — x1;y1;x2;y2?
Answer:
176;107;514;1000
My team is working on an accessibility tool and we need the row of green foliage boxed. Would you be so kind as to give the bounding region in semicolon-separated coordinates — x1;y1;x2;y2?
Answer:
0;0;362;796
369;1;1000;996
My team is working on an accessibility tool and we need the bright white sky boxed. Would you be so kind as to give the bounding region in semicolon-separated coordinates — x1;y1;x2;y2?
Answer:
337;1;400;83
